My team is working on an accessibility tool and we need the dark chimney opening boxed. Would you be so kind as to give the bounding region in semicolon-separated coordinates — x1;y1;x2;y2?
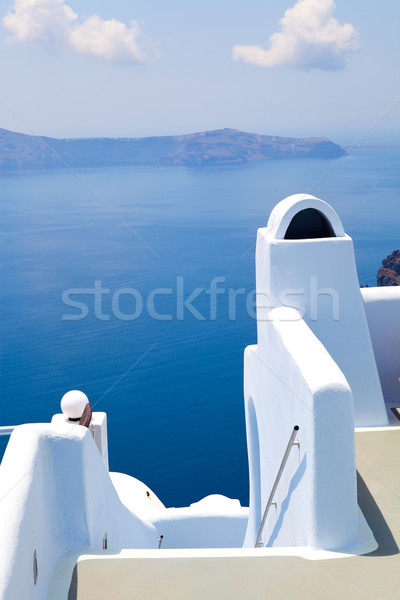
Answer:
284;208;336;239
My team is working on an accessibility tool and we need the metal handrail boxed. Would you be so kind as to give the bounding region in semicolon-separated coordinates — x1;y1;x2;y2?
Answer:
0;426;16;437
255;425;300;548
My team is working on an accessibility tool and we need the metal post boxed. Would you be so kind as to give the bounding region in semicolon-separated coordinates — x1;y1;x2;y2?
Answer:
0;426;16;436
255;425;299;548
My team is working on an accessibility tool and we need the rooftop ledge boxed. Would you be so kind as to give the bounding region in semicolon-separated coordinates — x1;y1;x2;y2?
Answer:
47;426;400;600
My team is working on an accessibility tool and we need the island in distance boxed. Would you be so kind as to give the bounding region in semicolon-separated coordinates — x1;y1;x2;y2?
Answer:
0;127;346;170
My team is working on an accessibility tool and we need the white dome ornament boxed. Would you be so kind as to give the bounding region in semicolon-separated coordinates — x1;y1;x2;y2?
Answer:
61;390;90;423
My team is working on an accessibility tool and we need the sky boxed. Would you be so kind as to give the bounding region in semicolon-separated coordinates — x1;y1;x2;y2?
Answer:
0;0;399;145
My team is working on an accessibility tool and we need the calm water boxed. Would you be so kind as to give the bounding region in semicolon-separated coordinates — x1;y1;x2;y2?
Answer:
0;148;399;507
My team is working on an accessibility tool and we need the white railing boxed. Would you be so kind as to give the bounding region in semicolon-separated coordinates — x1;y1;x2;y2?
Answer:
255;426;300;547
0;426;16;436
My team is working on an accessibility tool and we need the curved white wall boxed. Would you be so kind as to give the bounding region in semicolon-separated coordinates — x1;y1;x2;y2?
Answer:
111;474;248;549
267;193;346;239
143;496;248;549
244;308;359;550
0;422;158;600
243;195;385;550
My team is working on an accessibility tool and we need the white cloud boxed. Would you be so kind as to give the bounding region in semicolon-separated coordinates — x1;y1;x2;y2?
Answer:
3;0;148;62
233;0;360;70
3;0;77;43
69;16;146;62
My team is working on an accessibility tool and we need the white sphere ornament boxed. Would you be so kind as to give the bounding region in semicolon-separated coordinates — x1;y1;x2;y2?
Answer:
61;390;89;420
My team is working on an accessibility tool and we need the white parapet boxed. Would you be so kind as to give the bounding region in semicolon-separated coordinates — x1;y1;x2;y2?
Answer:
52;411;109;470
0;422;158;600
244;308;359;550
361;286;400;408
243;194;385;551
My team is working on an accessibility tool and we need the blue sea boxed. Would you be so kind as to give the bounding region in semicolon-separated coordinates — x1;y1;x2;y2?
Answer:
1;148;399;507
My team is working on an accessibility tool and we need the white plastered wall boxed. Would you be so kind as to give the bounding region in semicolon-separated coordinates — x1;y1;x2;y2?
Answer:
244;194;385;550
255;194;387;427
0;422;157;600
361;286;400;408
244;309;359;550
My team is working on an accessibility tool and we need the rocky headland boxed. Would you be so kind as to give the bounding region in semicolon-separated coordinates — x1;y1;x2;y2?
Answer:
377;249;400;286
0;127;346;170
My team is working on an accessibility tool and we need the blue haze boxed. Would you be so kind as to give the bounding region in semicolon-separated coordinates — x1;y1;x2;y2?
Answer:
0;148;399;507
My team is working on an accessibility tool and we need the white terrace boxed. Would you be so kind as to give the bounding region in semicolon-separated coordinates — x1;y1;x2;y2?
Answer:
0;194;399;600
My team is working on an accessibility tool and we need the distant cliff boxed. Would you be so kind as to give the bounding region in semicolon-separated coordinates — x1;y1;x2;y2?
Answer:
377;249;400;286
0;127;346;170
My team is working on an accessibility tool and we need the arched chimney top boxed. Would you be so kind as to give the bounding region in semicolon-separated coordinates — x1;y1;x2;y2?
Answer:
267;194;346;240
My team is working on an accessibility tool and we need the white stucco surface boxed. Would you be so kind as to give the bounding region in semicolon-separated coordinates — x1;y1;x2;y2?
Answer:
361;286;400;408
110;475;249;549
243;194;383;551
52;411;109;470
255;194;388;427
143;495;249;549
266;194;346;239
244;309;359;550
110;470;249;549
0;422;157;600
110;471;166;513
